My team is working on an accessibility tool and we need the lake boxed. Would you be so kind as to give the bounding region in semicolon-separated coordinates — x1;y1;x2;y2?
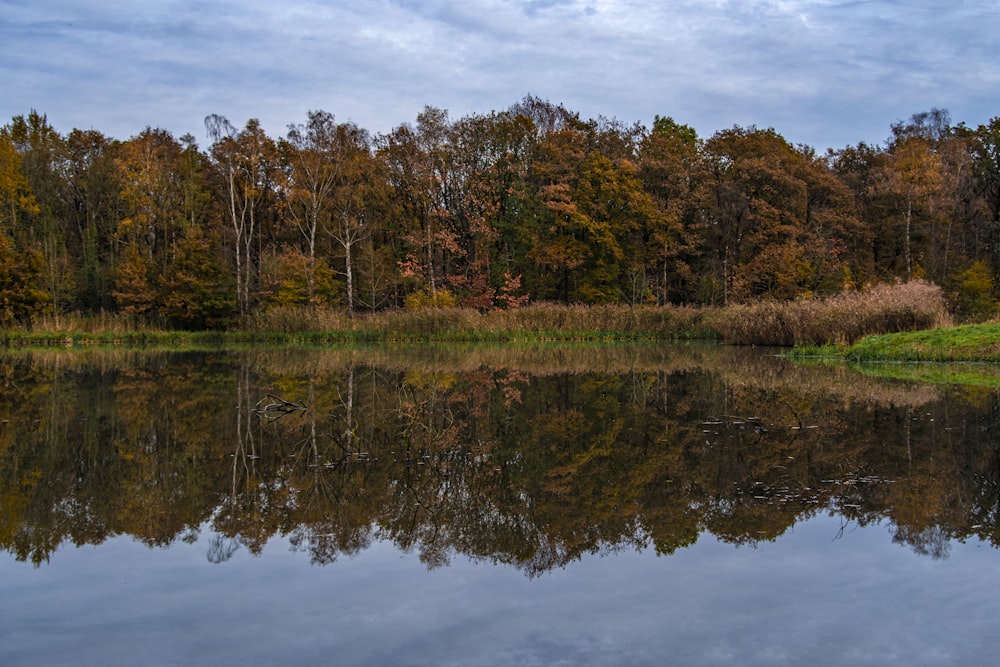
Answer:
1;344;999;666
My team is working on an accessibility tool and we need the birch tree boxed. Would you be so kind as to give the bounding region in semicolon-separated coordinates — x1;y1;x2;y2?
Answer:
284;110;339;305
324;121;374;314
207;116;279;316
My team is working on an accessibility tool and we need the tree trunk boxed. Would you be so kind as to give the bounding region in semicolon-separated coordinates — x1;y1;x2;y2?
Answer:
905;192;913;280
345;237;354;314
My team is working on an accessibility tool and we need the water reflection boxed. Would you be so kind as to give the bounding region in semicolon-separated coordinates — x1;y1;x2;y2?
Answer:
1;344;998;572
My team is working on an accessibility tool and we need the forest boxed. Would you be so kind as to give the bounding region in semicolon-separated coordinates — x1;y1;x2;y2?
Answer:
1;98;999;329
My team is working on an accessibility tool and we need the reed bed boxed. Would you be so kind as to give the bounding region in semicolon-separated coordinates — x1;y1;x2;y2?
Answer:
4;281;951;348
705;281;951;346
244;302;712;342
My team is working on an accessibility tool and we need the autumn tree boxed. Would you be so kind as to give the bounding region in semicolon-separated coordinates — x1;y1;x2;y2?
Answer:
3;101;999;319
324;121;378;313
4;111;70;318
282;110;340;306
112;242;156;318
882;131;944;280
63;129;121;311
0;233;47;322
829;142;890;281
115;128;187;275
160;224;236;328
923;129;976;283
0;128;39;232
638;116;704;304
380;107;463;305
517;105;648;304
970;118;1000;279
206;116;281;316
701;127;808;302
177;133;213;234
430;110;533;309
523;121;591;302
792;146;869;295
571;136;659;304
637;116;703;303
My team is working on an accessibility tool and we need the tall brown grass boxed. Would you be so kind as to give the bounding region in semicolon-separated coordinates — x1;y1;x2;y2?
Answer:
21;311;159;335
321;282;949;345
705;281;951;346
14;281;950;347
246;302;710;341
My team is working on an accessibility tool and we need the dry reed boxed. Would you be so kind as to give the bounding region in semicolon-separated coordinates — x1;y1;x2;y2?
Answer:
245;302;710;341
11;281;950;347
705;281;951;346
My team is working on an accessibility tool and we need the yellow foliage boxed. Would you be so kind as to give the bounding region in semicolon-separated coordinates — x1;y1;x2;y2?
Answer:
0;133;40;228
404;288;456;310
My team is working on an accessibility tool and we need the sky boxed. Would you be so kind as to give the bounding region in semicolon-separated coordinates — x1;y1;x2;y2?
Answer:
1;0;998;151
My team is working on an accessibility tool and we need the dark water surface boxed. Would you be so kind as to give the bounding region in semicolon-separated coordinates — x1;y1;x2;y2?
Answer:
1;344;999;666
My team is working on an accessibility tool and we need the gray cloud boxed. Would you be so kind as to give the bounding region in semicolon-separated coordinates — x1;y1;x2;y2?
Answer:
1;0;996;149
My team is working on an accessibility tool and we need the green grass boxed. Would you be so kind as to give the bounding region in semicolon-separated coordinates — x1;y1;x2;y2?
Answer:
784;321;1000;388
783;343;846;359
845;322;1000;362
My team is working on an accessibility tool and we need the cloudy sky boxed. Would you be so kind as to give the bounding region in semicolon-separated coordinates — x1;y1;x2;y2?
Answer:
1;0;997;151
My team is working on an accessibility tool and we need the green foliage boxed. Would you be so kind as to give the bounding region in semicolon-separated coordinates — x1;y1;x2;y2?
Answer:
851;361;1000;388
261;247;339;310
948;260;997;322
0;233;48;323
160;225;236;329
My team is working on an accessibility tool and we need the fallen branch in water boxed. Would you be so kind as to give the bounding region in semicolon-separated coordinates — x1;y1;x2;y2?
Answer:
254;394;307;421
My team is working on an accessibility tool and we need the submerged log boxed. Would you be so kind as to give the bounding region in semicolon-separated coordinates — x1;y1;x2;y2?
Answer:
253;394;307;420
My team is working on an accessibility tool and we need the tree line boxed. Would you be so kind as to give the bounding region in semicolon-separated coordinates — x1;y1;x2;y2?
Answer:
2;99;999;328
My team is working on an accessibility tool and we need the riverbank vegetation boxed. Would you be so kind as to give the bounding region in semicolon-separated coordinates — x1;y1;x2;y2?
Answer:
845;321;1000;363
1;101;999;335
3;280;949;347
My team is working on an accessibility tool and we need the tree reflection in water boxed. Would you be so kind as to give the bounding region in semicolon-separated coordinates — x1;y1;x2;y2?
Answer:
0;344;998;572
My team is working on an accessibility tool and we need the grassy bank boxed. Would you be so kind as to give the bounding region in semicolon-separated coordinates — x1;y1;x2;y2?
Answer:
1;281;951;348
845;322;1000;363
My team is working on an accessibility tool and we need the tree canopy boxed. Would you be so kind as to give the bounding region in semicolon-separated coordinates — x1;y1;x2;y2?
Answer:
2;102;997;327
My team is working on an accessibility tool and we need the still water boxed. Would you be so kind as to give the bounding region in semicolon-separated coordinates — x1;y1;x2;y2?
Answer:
1;344;999;666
